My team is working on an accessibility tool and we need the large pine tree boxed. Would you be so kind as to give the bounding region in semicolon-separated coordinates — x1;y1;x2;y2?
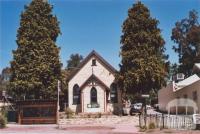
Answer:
116;2;169;99
10;0;61;100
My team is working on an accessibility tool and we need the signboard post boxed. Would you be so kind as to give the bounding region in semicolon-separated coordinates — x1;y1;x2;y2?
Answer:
141;94;149;127
57;80;61;125
193;114;200;129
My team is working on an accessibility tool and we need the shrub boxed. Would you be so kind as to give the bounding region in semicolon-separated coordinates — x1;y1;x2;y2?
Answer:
139;125;147;132
93;113;101;118
87;114;91;118
0;106;8;117
112;106;122;115
97;112;101;118
0;114;7;128
65;107;74;118
148;122;156;129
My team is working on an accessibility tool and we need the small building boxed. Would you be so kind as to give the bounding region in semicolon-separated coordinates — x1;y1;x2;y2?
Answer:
67;50;122;114
158;63;200;114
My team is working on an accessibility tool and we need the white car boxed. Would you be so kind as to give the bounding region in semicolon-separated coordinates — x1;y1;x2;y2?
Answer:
133;103;142;110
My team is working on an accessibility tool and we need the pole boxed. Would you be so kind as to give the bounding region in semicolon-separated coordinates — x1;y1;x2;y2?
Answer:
57;80;60;125
144;98;147;127
162;113;164;129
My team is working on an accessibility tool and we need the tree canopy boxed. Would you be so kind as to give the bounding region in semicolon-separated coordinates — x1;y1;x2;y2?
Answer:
171;10;200;77
116;1;169;99
66;54;83;70
0;67;11;92
9;0;62;100
61;53;83;97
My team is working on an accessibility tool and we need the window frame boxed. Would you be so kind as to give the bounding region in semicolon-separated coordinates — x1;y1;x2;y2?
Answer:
90;87;97;104
92;59;96;66
73;84;80;104
193;91;198;101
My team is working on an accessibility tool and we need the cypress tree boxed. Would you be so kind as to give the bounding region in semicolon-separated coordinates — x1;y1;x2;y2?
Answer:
10;0;61;100
116;2;169;99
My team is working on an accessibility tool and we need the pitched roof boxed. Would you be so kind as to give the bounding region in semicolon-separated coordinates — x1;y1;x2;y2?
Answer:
79;74;110;90
193;63;200;72
67;50;117;81
173;74;200;92
194;63;200;69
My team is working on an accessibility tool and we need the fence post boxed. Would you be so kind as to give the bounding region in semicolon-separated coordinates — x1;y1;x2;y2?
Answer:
144;114;147;128
162;113;164;129
156;114;158;128
150;114;151;122
139;113;141;128
184;116;185;128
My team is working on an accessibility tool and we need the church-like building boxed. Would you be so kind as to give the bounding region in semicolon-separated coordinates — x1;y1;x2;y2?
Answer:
67;50;122;113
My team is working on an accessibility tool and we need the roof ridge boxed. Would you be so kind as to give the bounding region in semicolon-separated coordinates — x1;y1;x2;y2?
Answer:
67;50;117;81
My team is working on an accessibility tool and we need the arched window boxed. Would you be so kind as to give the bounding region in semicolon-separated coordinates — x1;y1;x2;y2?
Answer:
73;84;80;104
91;87;97;104
110;83;118;103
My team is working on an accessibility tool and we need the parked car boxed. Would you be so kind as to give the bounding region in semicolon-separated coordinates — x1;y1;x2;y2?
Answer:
133;103;142;110
129;107;141;115
146;105;152;109
129;103;142;115
154;104;159;109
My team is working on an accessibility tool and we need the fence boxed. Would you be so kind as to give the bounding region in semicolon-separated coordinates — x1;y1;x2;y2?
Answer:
17;100;57;124
139;114;194;130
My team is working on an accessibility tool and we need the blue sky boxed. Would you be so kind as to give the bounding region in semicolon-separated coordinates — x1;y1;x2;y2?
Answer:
0;0;200;72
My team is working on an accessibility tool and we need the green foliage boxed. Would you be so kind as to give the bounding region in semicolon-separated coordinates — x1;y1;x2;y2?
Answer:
0;67;11;92
0;81;9;92
1;67;11;81
86;113;101;118
66;53;83;70
0;107;8;118
170;63;179;76
139;125;147;132
112;105;122;116
0;114;7;128
171;10;200;77
61;53;83;99
60;69;70;98
97;112;101;118
148;122;156;129
65;107;74;118
148;89;158;105
9;0;61;100
87;114;91;118
116;1;169;98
